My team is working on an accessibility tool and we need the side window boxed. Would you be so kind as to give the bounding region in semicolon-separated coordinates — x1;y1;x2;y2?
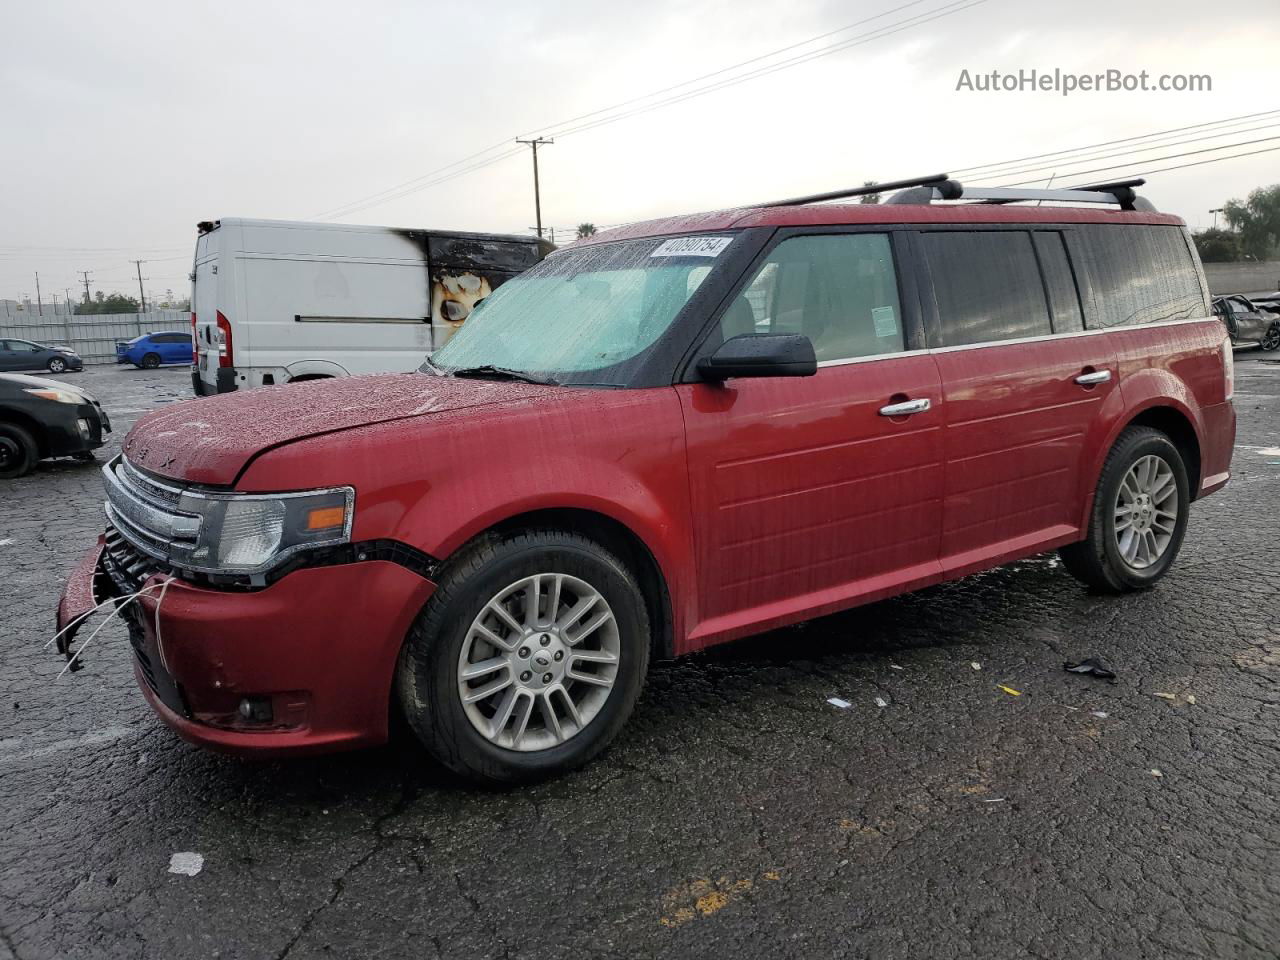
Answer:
1085;225;1207;328
722;234;904;362
1032;232;1084;334
922;231;1052;347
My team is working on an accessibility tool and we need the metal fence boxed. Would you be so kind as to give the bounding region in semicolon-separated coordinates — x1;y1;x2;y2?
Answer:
0;311;189;365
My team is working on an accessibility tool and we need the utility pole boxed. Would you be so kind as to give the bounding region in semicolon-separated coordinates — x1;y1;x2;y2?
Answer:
34;272;44;316
78;270;93;303
515;137;553;239
1210;208;1224;230
64;288;73;315
133;260;147;313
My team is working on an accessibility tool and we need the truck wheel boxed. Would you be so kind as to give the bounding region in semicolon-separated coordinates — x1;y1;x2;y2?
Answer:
0;423;39;479
1059;426;1190;592
1261;323;1280;352
396;530;650;785
140;353;161;369
47;357;67;373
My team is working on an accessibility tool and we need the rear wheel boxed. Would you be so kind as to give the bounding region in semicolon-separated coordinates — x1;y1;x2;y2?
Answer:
140;353;161;369
1059;426;1190;592
396;530;650;785
0;423;39;479
1261;322;1280;351
47;357;66;374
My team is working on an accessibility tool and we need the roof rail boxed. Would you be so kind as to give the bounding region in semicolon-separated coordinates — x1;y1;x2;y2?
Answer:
885;177;1154;211
755;174;960;208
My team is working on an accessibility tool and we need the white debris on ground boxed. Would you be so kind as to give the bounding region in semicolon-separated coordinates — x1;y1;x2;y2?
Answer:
168;852;204;876
874;697;889;708
826;697;851;709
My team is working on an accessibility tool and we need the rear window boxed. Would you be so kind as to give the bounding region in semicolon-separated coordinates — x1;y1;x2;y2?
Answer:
922;231;1052;348
1084;225;1206;328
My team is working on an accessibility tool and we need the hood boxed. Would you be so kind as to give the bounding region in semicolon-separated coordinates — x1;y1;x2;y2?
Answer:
124;373;557;485
0;372;92;397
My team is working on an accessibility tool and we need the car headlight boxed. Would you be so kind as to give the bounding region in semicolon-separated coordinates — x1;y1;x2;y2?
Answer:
173;487;354;576
24;387;84;404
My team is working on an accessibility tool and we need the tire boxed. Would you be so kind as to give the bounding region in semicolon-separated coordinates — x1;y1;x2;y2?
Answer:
140;353;161;369
1059;426;1190;592
396;529;650;785
47;357;66;374
1261;323;1280;352
0;423;39;479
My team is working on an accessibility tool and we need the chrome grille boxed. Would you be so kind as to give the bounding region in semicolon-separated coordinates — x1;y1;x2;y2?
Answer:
102;456;201;562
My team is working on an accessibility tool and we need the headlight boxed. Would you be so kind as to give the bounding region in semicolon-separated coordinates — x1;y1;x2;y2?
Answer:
24;387;84;404
174;487;354;576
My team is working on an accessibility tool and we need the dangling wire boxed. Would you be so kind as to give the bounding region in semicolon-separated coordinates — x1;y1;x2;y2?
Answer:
51;577;177;677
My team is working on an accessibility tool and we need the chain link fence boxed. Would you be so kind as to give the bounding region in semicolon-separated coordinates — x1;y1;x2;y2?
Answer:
0;311;190;365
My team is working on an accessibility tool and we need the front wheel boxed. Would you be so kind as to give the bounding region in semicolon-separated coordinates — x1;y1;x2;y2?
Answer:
0;423;39;479
1059;426;1190;592
47;357;66;373
1260;322;1280;352
396;530;650;785
140;353;161;369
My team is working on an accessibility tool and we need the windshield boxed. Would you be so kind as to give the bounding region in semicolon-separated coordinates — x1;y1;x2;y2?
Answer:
427;234;732;385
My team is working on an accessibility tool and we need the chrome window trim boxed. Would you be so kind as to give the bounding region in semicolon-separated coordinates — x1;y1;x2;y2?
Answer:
814;315;1217;367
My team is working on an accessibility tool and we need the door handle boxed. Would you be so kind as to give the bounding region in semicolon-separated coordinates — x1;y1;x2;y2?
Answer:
879;398;931;417
1074;370;1112;386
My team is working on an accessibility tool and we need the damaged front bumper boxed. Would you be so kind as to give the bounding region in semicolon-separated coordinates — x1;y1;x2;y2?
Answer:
53;536;437;755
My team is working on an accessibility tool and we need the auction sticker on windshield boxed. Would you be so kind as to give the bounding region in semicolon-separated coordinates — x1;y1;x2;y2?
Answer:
650;236;733;258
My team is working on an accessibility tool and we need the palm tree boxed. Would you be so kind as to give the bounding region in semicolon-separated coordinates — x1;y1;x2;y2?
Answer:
858;180;881;205
576;223;598;240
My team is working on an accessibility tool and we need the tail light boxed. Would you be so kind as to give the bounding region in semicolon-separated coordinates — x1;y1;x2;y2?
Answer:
190;311;197;361
1222;336;1234;402
215;311;234;369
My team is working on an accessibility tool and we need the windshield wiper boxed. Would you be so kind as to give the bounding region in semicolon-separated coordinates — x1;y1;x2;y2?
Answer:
448;365;560;386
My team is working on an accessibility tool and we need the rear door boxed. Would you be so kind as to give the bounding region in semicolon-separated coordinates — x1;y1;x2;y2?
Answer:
192;231;220;388
680;231;944;643
919;228;1115;574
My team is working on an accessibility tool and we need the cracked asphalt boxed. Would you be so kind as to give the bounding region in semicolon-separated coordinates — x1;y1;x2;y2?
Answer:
2;359;1278;959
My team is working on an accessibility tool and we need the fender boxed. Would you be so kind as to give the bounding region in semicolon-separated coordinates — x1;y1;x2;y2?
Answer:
237;386;698;642
1077;367;1205;529
285;359;349;381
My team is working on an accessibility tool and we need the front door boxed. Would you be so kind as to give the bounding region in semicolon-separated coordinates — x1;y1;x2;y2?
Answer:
679;232;944;647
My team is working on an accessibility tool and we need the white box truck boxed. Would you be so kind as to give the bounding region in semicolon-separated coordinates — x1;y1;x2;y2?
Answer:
190;218;551;395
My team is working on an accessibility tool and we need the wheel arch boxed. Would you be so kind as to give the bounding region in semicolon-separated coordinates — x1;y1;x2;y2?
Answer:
1125;406;1202;497
0;407;49;456
449;507;675;661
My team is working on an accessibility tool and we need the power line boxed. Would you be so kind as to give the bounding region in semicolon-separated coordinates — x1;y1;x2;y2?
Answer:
970;121;1280;185
952;106;1280;177
994;134;1280;187
1062;143;1280;188
311;0;988;221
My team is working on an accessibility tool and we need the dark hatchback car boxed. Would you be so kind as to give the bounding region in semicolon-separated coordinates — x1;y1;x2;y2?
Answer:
0;338;84;374
0;373;110;478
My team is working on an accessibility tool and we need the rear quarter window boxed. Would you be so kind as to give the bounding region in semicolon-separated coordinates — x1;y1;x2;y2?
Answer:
922;231;1052;348
1084;225;1207;328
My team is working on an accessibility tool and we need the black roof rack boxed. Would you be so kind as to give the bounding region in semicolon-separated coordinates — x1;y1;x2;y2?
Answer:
754;175;1154;212
755;174;960;208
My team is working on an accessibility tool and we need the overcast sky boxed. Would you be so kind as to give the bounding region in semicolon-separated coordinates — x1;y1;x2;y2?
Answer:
1;0;1277;303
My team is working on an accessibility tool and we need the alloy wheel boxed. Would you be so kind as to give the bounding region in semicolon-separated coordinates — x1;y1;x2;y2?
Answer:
1113;454;1178;569
457;573;620;752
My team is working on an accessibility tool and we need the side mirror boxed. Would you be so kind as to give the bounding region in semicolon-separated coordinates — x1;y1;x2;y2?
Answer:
697;334;817;381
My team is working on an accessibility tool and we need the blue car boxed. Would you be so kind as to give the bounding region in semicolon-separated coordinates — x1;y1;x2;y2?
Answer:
116;332;195;369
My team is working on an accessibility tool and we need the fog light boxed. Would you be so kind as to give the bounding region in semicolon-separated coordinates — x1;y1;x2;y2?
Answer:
237;696;273;723
77;418;92;438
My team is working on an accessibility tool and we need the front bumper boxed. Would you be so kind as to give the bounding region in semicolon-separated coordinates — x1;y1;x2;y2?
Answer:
41;399;110;457
55;541;436;756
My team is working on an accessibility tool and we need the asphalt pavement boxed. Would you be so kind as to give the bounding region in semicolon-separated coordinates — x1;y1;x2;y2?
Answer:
2;359;1278;959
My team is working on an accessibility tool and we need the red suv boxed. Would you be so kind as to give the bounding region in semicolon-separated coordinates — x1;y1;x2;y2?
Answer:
57;175;1235;783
